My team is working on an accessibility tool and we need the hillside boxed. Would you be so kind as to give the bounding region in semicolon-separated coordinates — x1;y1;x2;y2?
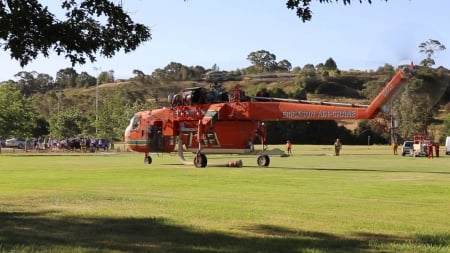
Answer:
30;70;450;143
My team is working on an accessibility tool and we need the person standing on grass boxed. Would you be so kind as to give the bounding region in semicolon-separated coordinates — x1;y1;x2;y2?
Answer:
434;142;439;157
334;138;342;156
392;141;398;155
286;140;292;155
427;142;434;159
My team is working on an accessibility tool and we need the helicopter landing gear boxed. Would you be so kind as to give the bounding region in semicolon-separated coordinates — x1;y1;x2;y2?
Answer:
144;153;152;164
257;155;270;167
194;153;207;168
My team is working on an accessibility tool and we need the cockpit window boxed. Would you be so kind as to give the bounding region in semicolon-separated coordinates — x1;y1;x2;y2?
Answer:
131;115;140;130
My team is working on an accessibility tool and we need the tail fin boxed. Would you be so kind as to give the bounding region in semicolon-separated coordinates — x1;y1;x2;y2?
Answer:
366;63;415;118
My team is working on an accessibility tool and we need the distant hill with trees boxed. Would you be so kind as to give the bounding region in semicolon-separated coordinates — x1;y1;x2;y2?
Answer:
1;48;449;145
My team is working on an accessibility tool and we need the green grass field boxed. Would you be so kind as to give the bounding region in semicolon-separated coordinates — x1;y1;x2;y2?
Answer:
1;145;449;253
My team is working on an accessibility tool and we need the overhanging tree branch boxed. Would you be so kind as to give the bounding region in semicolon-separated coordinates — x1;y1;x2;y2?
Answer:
0;0;151;67
286;0;386;22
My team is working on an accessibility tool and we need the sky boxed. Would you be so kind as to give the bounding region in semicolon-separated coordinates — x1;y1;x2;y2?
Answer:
1;0;449;81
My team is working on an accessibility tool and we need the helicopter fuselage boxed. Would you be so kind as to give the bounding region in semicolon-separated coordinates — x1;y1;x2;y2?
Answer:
124;65;415;167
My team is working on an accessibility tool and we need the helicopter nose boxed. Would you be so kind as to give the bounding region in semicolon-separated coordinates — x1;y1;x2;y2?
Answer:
124;124;131;138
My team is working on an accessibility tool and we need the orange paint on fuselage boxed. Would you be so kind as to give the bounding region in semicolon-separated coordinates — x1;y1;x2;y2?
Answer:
124;105;261;154
124;65;415;156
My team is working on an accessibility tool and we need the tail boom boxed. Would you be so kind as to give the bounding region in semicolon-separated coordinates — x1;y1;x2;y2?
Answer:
365;66;414;118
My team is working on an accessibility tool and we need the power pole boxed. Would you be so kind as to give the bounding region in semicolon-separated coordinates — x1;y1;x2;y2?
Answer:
94;67;101;137
390;113;398;144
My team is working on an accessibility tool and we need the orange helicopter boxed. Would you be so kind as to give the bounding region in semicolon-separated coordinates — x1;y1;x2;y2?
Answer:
125;64;416;167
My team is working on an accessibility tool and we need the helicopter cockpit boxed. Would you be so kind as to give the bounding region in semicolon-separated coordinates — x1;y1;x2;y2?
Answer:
125;111;166;155
124;114;140;138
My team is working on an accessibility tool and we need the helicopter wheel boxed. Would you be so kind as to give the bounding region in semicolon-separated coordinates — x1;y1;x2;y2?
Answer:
144;155;152;164
194;153;207;168
257;155;270;167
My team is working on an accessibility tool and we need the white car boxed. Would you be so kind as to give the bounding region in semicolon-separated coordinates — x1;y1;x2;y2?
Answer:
401;141;413;156
5;138;27;149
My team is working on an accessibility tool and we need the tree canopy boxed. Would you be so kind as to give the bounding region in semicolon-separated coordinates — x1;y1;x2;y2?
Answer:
286;0;387;22
419;39;446;67
0;84;38;138
0;0;151;67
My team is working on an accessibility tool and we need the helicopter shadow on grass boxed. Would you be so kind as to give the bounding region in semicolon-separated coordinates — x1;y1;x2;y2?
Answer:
1;211;446;253
254;166;450;175
161;161;450;175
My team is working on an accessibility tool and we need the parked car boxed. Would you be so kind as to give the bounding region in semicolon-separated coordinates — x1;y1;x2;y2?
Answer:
401;141;413;156
95;138;110;151
5;138;27;149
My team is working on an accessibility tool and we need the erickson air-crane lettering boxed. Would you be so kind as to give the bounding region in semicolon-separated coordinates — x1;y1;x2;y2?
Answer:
125;64;416;167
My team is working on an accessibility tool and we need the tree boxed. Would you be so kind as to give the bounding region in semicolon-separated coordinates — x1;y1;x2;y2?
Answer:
292;66;302;74
361;78;388;101
353;120;388;145
291;88;307;100
324;57;338;71
32;117;50;139
132;69;146;80
419;39;446;67
376;63;394;75
315;63;325;72
247;50;277;73
443;114;450;138
35;73;55;91
393;78;433;139
180;66;193;80
150;68;165;82
130;70;162;103
277;59;292;72
14;71;38;95
76;72;97;88
154;62;206;81
0;0;151;67
56;68;78;88
48;108;87;139
210;64;220;72
0;83;37;138
192;65;207;79
14;71;55;95
286;0;388;22
96;92;145;141
301;64;316;77
97;70;114;84
269;88;289;98
163;62;184;80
